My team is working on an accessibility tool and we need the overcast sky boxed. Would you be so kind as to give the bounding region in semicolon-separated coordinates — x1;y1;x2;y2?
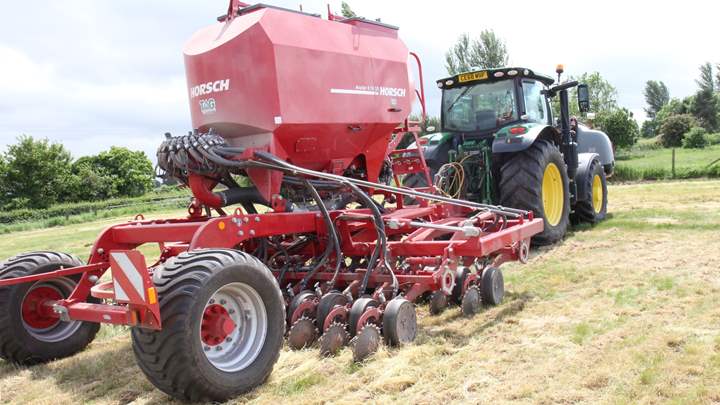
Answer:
1;0;717;162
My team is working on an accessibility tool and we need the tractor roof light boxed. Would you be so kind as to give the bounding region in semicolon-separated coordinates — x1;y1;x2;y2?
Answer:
493;71;505;78
445;79;454;86
507;69;518;76
555;64;564;75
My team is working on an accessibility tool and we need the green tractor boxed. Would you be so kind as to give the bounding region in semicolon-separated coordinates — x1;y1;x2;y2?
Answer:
407;66;615;244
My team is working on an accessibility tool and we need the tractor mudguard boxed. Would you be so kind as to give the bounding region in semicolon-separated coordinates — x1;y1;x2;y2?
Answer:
410;132;456;172
576;125;615;175
574;152;600;202
492;124;555;154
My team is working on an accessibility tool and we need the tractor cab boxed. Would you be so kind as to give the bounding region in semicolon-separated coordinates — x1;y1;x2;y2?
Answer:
437;67;556;137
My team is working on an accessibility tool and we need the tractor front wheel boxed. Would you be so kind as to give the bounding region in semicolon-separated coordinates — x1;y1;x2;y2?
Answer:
500;140;570;245
573;158;608;224
0;252;100;365
131;249;285;402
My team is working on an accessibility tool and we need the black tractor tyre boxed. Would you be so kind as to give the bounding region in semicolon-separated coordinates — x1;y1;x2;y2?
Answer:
0;252;100;365
499;140;570;245
401;170;435;205
573;159;608;224
131;249;285;403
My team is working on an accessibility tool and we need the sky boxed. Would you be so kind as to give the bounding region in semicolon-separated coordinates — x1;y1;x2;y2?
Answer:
1;0;718;162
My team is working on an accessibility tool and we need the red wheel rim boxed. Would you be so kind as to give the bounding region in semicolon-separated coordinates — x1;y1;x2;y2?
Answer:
201;304;237;346
21;285;62;329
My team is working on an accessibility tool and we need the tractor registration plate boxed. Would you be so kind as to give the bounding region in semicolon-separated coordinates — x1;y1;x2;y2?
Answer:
458;71;488;83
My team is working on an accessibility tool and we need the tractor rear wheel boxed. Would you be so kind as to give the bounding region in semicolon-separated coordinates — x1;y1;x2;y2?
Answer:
573;158;608;224
0;252;100;365
500;140;570;245
131;249;285;402
401;171;435;205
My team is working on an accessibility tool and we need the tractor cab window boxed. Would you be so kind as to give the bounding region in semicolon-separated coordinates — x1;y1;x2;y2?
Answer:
442;80;518;132
522;80;549;124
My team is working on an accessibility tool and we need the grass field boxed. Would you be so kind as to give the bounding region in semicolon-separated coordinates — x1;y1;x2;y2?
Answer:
614;142;720;181
1;180;720;404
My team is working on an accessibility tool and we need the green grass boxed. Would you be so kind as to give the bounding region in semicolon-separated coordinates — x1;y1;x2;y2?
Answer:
613;144;720;181
0;189;190;235
0;207;187;260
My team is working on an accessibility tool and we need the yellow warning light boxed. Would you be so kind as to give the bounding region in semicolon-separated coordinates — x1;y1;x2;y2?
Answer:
555;64;565;75
218;221;226;231
147;287;158;305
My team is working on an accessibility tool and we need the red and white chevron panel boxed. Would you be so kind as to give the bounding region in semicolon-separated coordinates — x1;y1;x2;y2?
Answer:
109;250;151;305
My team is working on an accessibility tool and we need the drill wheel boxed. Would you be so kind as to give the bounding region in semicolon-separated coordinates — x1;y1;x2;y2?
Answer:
382;298;417;347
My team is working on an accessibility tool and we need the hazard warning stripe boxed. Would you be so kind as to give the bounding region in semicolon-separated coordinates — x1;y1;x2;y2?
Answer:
111;252;146;303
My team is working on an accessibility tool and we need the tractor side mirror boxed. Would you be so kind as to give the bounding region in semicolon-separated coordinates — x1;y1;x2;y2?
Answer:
577;84;590;113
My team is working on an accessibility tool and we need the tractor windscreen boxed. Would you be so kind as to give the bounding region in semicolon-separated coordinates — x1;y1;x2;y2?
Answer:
442;80;517;132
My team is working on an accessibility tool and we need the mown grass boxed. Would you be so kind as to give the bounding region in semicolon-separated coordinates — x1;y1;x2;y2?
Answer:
1;180;720;404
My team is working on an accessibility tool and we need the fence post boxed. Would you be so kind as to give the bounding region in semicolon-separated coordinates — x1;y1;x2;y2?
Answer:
671;148;676;179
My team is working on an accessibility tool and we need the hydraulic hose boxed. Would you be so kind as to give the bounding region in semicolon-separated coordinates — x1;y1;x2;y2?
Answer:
298;178;343;291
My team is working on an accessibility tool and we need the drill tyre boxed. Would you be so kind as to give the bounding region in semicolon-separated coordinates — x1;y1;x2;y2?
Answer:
131;249;285;402
0;252;100;365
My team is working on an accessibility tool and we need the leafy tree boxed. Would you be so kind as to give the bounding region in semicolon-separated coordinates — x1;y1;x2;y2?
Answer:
61;158;116;202
86;147;154;198
0;136;73;209
691;88;719;131
445;30;509;75
552;72;618;118
696;62;715;92
655;97;692;124
682;127;708;149
659;114;696;147
340;2;356;18
643;80;669;119
472;30;508;70
0;156;7;205
594;108;639;149
641;119;659;138
575;72;618;115
690;63;718;131
445;34;473;75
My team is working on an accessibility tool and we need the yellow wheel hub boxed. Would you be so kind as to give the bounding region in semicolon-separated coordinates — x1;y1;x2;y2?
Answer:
592;174;603;214
541;162;564;226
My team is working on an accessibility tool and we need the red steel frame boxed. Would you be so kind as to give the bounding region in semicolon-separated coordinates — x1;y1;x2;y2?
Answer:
0;192;542;330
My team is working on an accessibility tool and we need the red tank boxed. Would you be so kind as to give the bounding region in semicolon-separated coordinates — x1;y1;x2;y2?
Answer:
183;4;414;198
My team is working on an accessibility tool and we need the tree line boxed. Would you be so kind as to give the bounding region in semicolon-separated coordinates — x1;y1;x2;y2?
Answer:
0;136;154;210
642;62;720;149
